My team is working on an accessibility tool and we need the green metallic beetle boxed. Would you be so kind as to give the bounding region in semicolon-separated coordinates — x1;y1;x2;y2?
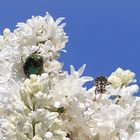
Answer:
23;50;44;78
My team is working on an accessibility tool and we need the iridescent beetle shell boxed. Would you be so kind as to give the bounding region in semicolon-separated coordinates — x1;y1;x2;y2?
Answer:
23;53;44;78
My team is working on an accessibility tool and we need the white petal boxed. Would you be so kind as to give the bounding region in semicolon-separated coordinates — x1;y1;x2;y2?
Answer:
78;64;86;76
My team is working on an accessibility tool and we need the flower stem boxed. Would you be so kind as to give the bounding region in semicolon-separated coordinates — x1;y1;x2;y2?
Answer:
32;119;36;137
33;102;35;111
32;102;36;137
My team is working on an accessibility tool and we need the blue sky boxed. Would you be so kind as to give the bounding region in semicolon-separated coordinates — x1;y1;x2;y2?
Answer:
0;0;140;92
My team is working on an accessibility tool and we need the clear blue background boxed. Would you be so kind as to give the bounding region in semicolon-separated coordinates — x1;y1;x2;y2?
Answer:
0;0;140;93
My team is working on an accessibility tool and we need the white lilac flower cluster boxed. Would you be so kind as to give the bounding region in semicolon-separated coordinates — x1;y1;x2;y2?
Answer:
0;12;139;140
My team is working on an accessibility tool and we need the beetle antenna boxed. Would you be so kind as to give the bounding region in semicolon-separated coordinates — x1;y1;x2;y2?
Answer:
34;46;41;54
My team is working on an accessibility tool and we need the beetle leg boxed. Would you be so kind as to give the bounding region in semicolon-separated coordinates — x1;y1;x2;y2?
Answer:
21;56;24;62
43;57;48;63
